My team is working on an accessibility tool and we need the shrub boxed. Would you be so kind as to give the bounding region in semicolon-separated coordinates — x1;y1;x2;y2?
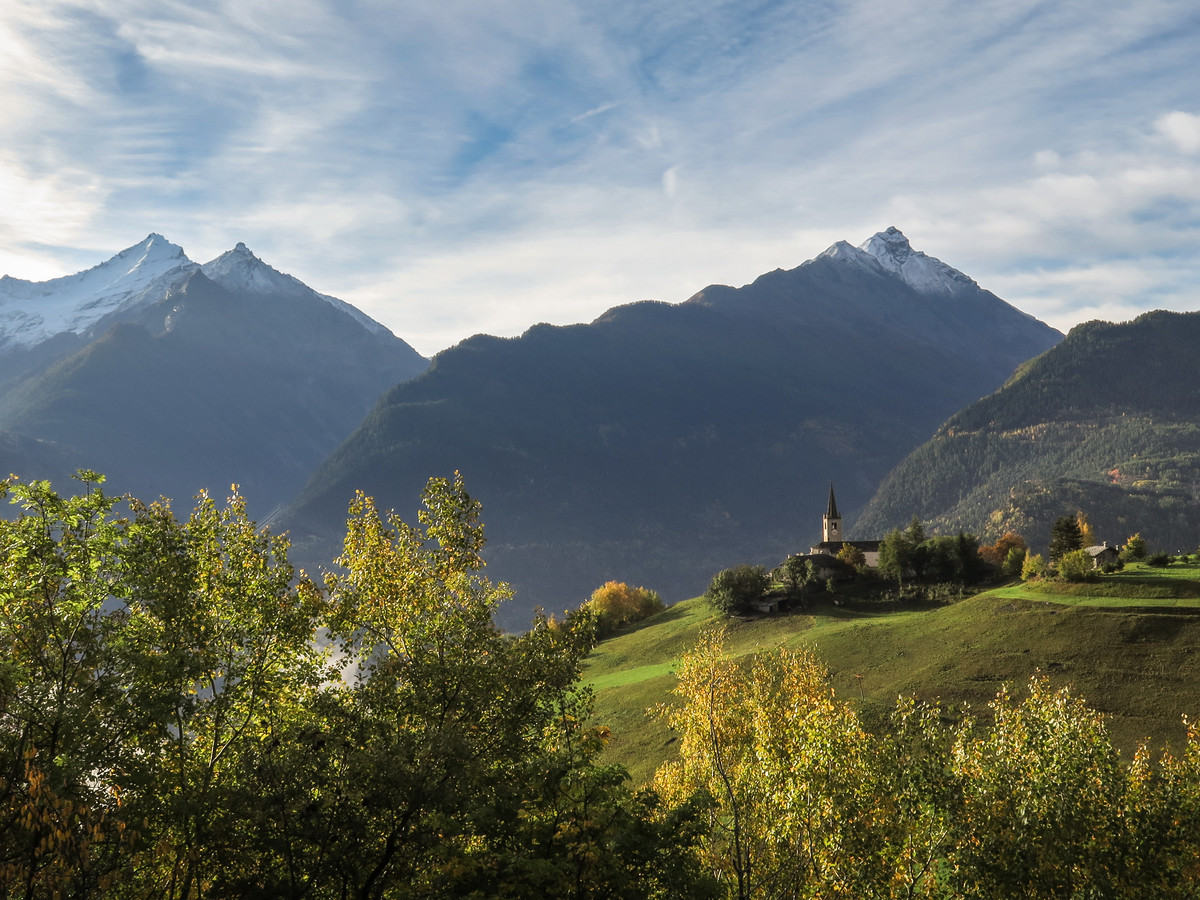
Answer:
706;564;770;616
1147;552;1173;567
1022;552;1047;581
1057;548;1093;582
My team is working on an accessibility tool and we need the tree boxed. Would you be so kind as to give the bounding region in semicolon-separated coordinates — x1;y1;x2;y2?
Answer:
837;542;867;567
1057;547;1094;581
980;532;1028;568
1022;552;1047;580
705;565;769;616
1124;533;1148;561
948;677;1126;898
654;629;890;899
1076;510;1097;548
877;528;914;588
1050;515;1085;561
586;581;664;636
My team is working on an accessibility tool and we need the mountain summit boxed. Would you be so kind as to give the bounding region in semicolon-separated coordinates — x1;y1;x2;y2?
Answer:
0;235;428;514
286;228;1061;625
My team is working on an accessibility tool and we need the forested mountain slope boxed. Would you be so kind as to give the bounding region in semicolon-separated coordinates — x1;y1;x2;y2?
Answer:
286;229;1060;625
857;310;1200;552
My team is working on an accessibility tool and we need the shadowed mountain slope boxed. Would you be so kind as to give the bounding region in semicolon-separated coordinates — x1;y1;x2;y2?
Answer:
286;229;1060;626
856;310;1200;553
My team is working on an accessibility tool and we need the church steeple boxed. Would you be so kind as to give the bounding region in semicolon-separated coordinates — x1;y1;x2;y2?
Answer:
823;484;842;543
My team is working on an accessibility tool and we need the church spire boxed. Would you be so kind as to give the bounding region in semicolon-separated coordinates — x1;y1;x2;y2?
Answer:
823;484;842;543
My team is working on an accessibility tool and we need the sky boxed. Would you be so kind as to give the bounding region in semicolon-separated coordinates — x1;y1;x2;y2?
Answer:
1;0;1199;357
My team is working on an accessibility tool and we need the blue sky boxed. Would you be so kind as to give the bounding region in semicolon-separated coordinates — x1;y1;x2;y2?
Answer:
2;0;1199;355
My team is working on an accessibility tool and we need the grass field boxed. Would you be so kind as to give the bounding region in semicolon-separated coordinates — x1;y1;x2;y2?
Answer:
585;562;1200;783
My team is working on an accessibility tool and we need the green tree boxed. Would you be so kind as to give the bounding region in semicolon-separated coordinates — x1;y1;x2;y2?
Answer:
1124;533;1148;561
948;677;1126;898
877;528;914;588
1058;547;1094;581
1022;551;1047;580
837;542;867;568
705;565;769;616
1050;514;1085;561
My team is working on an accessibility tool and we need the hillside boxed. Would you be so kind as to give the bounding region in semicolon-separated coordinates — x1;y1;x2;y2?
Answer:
856;310;1200;552
586;566;1200;783
284;229;1060;625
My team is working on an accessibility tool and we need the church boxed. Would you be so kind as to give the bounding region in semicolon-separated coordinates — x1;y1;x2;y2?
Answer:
808;485;881;566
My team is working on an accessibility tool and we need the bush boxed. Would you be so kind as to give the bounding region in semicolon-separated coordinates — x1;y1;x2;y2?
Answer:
1147;552;1173;567
705;564;770;616
1057;548;1094;582
585;581;664;636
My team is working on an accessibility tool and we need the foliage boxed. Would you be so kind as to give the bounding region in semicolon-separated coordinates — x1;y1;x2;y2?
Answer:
1057;547;1095;581
0;472;712;899
705;565;770;616
1050;514;1085;561
837;542;867;567
979;531;1027;568
1148;551;1174;567
1003;545;1028;577
1021;552;1048;580
654;629;890;899
1076;510;1097;548
775;556;819;601
586;581;665;636
1124;533;1148;561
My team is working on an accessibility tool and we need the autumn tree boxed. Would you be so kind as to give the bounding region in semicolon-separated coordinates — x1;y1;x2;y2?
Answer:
979;531;1027;568
586;580;664;636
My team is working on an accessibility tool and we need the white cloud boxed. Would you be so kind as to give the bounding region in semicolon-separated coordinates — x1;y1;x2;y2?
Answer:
1156;111;1200;155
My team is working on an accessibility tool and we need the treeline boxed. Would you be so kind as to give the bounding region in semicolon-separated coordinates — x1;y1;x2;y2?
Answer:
3;474;1200;898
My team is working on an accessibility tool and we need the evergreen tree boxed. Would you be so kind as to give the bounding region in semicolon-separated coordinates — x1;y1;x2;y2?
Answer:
1050;514;1085;561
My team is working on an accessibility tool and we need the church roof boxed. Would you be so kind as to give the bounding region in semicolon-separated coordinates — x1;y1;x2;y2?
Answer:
826;484;839;519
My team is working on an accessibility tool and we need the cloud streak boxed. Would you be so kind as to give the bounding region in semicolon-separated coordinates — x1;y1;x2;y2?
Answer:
0;0;1198;354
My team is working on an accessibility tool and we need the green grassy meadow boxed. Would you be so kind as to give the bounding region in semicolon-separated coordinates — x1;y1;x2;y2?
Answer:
585;562;1200;784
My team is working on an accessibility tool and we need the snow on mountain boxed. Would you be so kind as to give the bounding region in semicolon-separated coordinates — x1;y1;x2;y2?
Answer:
857;226;978;295
0;234;195;349
0;235;396;351
812;227;978;296
200;243;392;337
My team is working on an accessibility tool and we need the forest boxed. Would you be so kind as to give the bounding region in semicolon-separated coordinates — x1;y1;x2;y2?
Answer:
2;472;1199;899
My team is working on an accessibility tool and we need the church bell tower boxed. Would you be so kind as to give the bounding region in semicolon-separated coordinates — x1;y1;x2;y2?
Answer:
822;484;842;544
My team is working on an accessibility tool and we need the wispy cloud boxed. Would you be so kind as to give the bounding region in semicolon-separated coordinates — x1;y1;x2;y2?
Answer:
1;0;1198;353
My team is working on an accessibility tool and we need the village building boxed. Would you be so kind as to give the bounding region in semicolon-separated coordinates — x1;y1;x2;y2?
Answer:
808;485;881;566
1085;542;1120;569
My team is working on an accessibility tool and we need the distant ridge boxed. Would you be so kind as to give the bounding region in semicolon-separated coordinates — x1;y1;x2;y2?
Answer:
284;228;1061;626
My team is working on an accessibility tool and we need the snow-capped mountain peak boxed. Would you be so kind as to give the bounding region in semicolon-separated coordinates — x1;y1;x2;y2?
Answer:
857;226;977;295
199;242;307;296
0;234;196;349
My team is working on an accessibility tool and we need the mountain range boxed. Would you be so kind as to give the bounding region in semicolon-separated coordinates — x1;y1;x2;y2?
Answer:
282;227;1061;624
0;235;427;515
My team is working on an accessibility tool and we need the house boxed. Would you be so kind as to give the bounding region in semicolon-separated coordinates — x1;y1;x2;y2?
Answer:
1085;542;1120;569
808;485;881;566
